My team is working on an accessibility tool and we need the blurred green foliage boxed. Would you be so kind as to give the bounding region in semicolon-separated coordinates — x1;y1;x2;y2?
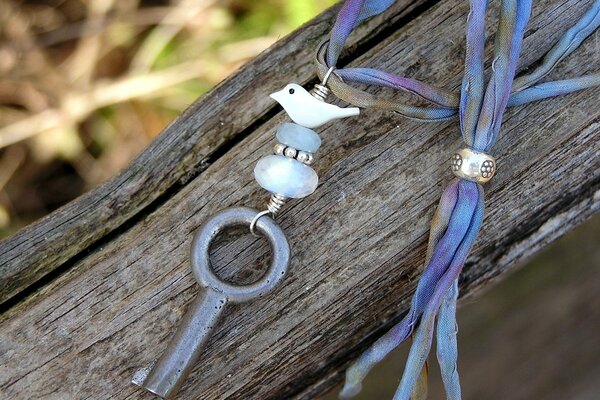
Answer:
0;0;336;238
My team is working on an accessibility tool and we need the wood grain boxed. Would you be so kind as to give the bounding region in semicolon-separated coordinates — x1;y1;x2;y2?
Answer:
0;0;598;399
318;216;600;400
0;0;432;306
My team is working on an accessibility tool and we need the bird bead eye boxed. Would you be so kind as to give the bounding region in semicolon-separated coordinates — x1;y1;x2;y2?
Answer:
289;88;295;94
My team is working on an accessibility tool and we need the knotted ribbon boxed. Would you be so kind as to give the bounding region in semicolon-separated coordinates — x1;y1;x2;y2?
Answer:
316;0;600;121
314;1;600;399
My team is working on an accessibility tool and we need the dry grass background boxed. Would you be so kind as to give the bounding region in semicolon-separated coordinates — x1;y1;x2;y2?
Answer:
0;0;335;238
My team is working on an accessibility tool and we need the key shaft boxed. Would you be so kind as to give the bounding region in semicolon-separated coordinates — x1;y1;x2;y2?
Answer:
135;289;227;399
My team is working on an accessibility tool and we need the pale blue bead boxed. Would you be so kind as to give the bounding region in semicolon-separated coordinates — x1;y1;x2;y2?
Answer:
275;123;321;153
254;155;318;199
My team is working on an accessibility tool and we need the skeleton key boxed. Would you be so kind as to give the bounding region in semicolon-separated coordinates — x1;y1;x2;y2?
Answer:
132;207;290;399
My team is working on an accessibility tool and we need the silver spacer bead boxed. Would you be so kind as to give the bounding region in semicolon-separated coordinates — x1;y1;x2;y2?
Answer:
275;143;316;165
296;151;312;164
266;194;287;216
310;83;331;101
284;147;298;158
451;148;496;184
274;143;286;155
296;151;309;163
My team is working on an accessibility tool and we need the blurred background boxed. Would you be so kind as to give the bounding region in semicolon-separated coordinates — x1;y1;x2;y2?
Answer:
0;0;336;238
1;1;599;399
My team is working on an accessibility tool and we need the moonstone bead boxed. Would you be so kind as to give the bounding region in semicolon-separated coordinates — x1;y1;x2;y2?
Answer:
254;155;318;198
275;123;321;153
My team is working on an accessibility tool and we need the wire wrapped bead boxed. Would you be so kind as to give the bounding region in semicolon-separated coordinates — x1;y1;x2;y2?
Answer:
450;148;496;184
254;155;318;198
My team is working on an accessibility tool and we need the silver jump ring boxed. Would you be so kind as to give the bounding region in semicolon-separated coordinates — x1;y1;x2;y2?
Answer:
250;210;272;237
190;207;290;303
322;66;335;86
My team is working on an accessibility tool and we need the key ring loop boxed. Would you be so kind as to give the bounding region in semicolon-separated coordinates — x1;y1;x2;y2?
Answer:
191;207;290;303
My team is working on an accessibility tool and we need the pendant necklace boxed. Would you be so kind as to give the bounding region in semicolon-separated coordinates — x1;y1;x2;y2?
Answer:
132;0;600;398
131;22;362;400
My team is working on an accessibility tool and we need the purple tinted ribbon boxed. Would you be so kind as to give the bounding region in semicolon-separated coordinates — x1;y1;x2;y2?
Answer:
318;0;600;123
327;0;396;66
436;279;461;400
333;0;600;399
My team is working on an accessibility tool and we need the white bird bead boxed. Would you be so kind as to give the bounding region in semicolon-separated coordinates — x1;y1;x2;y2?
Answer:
270;83;360;128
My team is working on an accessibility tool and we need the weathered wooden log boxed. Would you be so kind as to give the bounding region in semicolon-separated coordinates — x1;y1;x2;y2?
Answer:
0;0;598;399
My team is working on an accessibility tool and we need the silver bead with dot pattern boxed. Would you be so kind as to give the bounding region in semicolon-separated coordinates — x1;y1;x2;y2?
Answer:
450;148;496;184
